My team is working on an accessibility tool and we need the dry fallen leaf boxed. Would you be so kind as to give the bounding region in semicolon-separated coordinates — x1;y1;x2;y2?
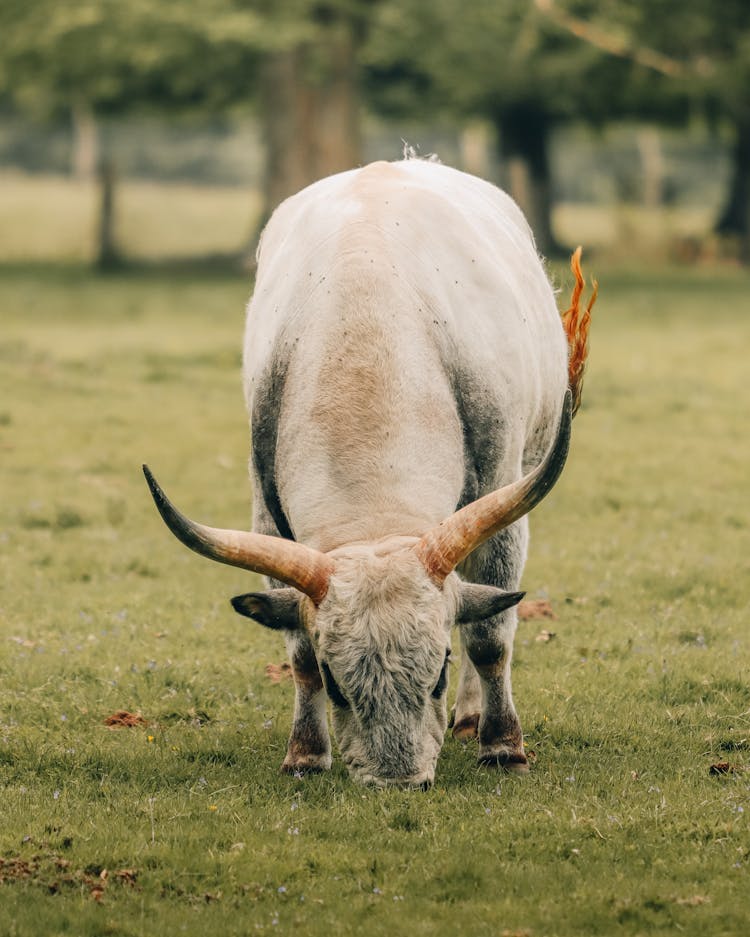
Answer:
265;662;293;684
709;762;747;776
709;762;733;775
10;636;39;649
675;895;711;907
518;599;556;621
535;629;557;643
0;857;35;883
103;710;148;729
114;868;139;887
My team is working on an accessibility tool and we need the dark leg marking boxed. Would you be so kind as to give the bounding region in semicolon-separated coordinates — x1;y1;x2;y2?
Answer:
458;525;529;772
248;428;331;773
281;630;332;774
452;712;480;740
251;350;295;542
446;359;507;513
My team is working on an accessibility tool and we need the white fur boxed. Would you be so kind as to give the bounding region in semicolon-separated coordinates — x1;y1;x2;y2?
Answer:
245;160;567;549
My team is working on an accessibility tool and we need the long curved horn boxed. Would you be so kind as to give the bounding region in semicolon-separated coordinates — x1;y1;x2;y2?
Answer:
143;466;334;605
414;390;572;584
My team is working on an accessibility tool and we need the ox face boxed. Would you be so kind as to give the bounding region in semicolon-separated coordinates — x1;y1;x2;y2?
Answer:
311;543;452;787
231;538;524;787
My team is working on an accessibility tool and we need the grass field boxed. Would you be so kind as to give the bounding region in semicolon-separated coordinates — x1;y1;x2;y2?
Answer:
1;243;749;933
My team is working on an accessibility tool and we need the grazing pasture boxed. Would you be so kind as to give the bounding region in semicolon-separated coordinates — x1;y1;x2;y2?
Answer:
1;260;749;935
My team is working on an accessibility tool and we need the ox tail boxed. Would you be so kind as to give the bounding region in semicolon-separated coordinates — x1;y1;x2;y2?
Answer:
561;246;598;417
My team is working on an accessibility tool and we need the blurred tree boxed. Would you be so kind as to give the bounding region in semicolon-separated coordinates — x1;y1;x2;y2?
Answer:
366;0;750;258
249;0;373;254
364;0;630;254
535;0;750;256
7;0;745;264
0;0;371;266
0;0;270;266
654;0;750;253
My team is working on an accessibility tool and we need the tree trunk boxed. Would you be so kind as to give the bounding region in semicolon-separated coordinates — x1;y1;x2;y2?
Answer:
495;105;562;256
460;120;495;181
247;19;361;263
95;154;120;270
71;99;99;181
716;113;750;262
636;125;664;209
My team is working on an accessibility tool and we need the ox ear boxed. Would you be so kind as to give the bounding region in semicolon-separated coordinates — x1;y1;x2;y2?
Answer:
457;583;525;623
230;589;302;630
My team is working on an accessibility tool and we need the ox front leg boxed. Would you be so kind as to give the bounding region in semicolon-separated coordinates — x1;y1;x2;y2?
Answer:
451;632;482;740
454;525;528;773
461;614;527;773
281;630;332;775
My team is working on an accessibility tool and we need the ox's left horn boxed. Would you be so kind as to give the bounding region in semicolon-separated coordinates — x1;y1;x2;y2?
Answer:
142;466;334;605
414;390;572;584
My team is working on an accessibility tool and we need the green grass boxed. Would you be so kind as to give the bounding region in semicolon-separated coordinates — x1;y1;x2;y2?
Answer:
1;259;749;936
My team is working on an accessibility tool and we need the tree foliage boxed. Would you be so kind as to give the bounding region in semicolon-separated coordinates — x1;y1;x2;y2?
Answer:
364;0;628;251
366;1;648;130
365;0;750;249
0;0;372;263
528;0;750;242
0;0;276;117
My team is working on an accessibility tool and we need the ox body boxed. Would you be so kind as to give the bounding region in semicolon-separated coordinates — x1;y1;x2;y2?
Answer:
145;158;574;788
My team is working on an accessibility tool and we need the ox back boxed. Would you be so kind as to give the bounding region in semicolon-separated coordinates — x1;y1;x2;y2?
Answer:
245;159;568;555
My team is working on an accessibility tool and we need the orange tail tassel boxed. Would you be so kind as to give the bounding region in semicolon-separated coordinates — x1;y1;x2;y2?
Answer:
561;246;598;417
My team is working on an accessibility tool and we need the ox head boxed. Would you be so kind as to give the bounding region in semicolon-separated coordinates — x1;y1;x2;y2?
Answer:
143;392;571;787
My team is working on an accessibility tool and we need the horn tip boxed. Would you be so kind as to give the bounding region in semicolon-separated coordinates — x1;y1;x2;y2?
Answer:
142;464;171;517
142;463;159;497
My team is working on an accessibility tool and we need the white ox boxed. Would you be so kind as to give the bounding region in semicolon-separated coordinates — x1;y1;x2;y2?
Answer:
144;158;576;788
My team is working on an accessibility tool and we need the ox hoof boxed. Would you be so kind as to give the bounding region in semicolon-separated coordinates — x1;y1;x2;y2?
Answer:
477;748;529;775
281;756;331;776
452;712;480;741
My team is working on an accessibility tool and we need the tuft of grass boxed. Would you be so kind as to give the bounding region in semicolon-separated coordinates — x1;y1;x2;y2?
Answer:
1;260;750;936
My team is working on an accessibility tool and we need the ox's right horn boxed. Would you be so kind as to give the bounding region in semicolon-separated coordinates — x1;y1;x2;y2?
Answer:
414;390;572;584
142;466;334;605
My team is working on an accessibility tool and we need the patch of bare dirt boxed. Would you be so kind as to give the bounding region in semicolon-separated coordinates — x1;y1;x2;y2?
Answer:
0;854;138;901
